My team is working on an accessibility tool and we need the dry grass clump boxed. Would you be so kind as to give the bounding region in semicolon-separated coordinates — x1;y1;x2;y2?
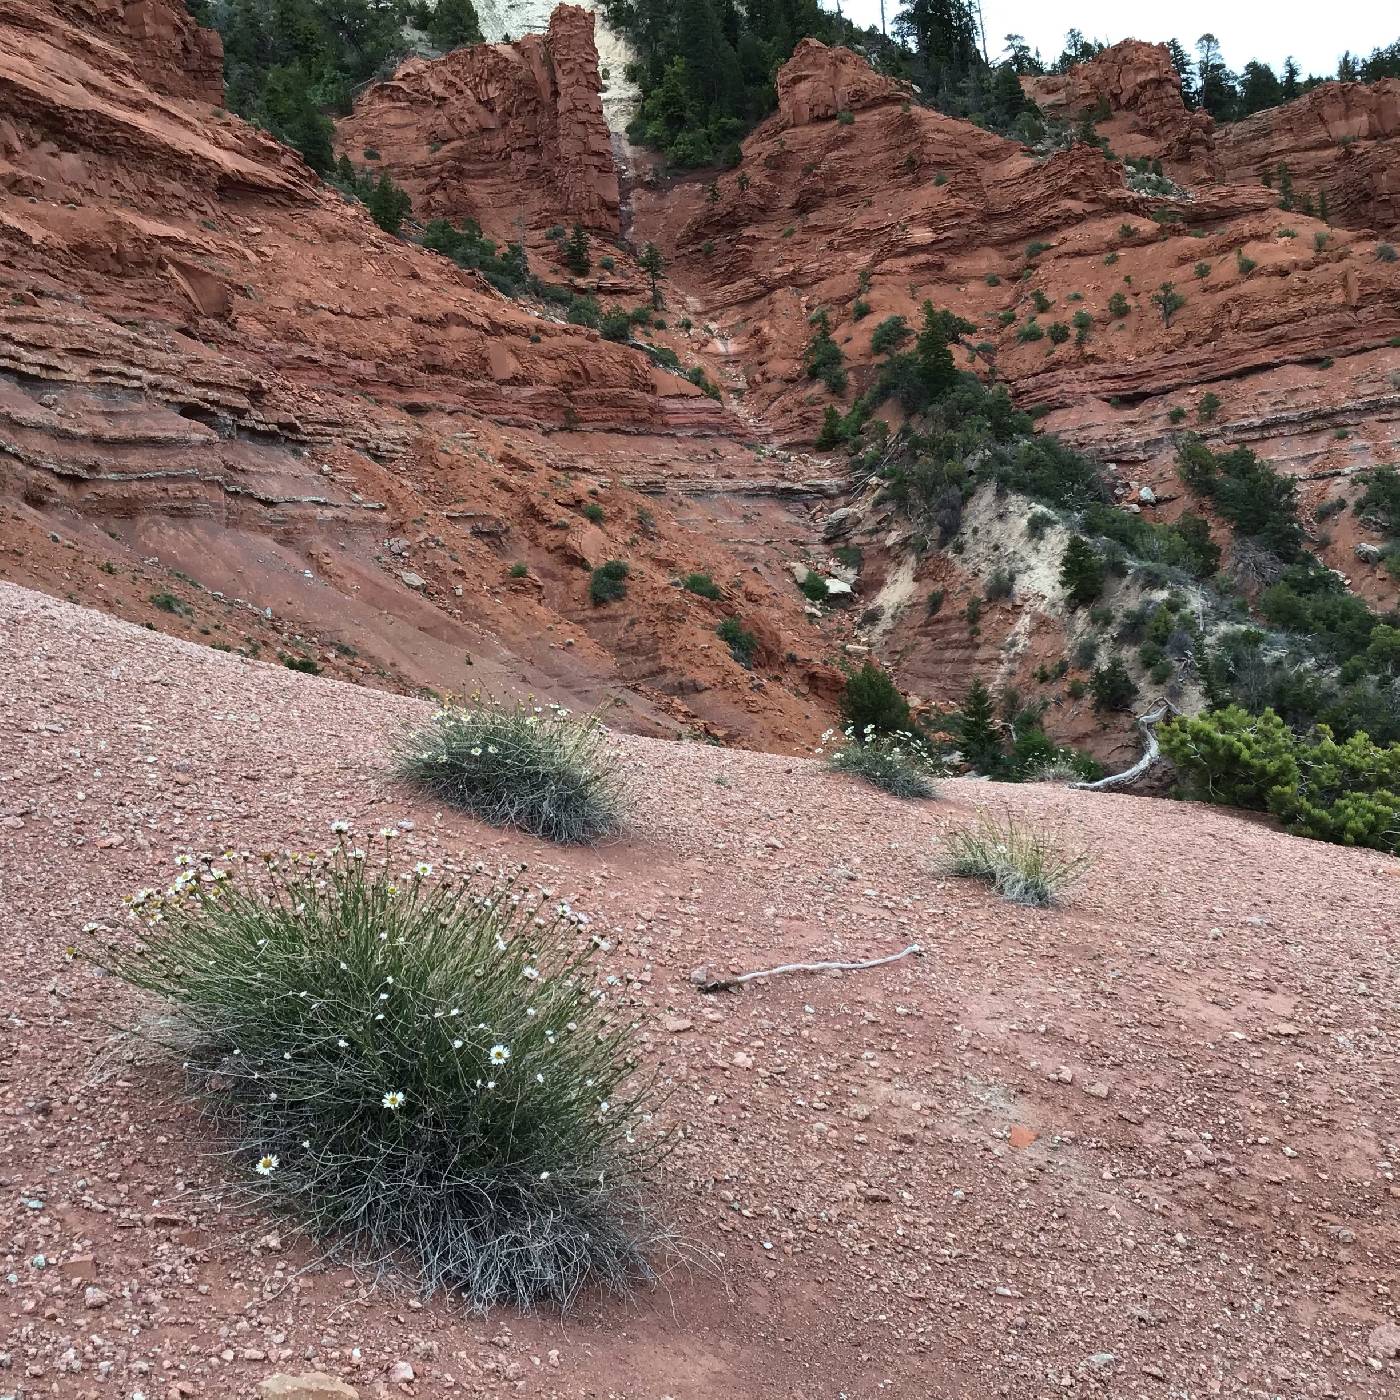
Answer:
393;699;622;844
943;812;1092;906
102;838;660;1309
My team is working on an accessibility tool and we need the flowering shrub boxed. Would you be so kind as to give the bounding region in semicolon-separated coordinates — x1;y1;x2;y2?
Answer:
104;838;658;1309
394;699;622;844
942;812;1092;907
824;726;939;800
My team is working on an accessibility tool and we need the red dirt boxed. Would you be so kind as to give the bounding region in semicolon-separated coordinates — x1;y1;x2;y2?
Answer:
3;579;1399;1398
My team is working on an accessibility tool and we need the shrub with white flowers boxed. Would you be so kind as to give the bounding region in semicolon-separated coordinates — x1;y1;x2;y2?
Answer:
942;811;1092;907
102;832;658;1309
393;698;622;844
823;724;940;800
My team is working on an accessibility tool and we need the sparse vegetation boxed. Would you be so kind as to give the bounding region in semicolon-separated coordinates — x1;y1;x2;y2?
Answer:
717;617;758;667
840;659;911;737
394;700;623;844
826;730;938;799
589;560;630;605
680;572;722;600
943;812;1092;906
103;842;653;1307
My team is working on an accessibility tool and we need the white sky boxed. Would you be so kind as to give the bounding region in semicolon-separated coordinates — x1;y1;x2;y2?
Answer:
832;1;1397;78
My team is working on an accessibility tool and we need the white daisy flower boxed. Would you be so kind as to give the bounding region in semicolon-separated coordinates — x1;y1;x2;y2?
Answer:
523;965;540;981
470;747;482;757
381;1090;406;1110
452;1038;464;1050
414;862;432;878
255;1154;279;1176
330;820;350;834
489;1044;511;1065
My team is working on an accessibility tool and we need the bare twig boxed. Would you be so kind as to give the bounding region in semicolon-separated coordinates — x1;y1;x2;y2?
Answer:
691;943;924;994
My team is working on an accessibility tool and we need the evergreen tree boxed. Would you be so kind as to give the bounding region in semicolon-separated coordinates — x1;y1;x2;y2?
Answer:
367;171;411;235
1059;535;1105;607
957;678;1004;774
1165;38;1197;108
427;0;483;52
1281;56;1301;99
638;242;665;309
1002;34;1043;76
1238;60;1282;116
563;224;591;276
913;302;972;401
1337;51;1360;81
1195;33;1238;120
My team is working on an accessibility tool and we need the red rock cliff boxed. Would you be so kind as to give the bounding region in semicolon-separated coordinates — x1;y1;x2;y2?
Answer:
1023;40;1214;165
336;4;620;241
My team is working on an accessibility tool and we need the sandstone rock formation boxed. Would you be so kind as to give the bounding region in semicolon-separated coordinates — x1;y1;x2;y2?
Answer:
338;4;621;241
1023;39;1215;165
0;0;840;752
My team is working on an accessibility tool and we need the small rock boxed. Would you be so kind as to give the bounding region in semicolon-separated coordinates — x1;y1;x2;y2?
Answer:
1008;1125;1038;1149
82;1286;109;1310
1084;1081;1110;1099
662;1016;693;1034
1267;1021;1303;1037
1138;485;1157;505
257;1375;360;1400
1368;1323;1400;1358
385;1359;415;1384
398;571;426;590
1355;541;1382;564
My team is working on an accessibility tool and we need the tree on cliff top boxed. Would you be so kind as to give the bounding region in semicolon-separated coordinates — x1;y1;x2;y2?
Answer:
425;0;483;53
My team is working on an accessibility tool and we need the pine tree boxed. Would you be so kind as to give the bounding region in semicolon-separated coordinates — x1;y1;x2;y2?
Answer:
1238;60;1282;117
1195;33;1237;120
367;172;410;235
1151;281;1186;327
1277;161;1294;210
1166;38;1197;108
427;0;483;52
1059;536;1105;607
563;224;591;276
1281;57;1300;100
957;678;1004;775
638;242;665;309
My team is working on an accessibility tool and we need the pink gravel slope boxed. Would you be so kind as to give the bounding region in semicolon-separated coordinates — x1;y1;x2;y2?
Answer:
1;579;1397;1399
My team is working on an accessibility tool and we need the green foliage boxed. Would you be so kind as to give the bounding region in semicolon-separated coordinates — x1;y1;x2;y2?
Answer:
827;732;938;800
395;701;623;843
680;571;722;599
199;0;434;172
799;571;829;603
1236;249;1258;275
1177;437;1303;558
1194;261;1211;278
419;218;530;296
943;812;1092;906
588;559;629;604
1071;309;1093;344
1161;705;1400;852
840;659;911;737
1198;391;1222;422
1090;659;1137;711
1030;289;1052;313
1356;466;1400;537
1047;321;1070;345
1059;535;1105;606
955;678;1002;773
1378;243;1398;262
150;591;192;617
1151;281;1186;326
509;562;529;578
599;310;632;342
1108;291;1130;318
280;653;321;675
717;617;758;667
1168;406;1188;424
1017;319;1045;342
563;224;591;276
852;298;871;320
104;843;651;1305
802;311;846;393
581;503;605;524
426;0;484;50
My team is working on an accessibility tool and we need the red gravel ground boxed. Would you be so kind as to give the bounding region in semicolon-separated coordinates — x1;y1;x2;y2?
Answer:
1;579;1398;1399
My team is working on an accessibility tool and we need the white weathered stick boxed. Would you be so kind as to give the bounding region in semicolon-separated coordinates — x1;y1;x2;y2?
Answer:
1071;699;1179;791
691;943;923;994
